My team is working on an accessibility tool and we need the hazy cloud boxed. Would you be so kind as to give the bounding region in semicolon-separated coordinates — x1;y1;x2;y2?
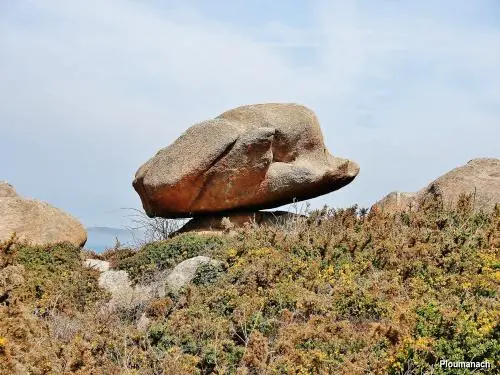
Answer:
1;0;499;227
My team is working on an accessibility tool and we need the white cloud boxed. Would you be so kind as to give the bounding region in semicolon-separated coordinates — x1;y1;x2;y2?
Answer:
0;0;499;227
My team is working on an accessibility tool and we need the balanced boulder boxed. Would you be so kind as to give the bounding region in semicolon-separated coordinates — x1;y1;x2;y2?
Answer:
373;158;500;213
0;181;87;247
133;103;359;218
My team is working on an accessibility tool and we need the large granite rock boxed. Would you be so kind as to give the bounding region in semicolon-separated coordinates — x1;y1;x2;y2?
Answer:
0;182;18;198
0;181;87;247
133;103;359;218
373;158;500;213
372;191;417;212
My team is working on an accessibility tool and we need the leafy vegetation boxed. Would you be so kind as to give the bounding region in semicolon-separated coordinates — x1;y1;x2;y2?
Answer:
114;233;226;284
1;196;498;374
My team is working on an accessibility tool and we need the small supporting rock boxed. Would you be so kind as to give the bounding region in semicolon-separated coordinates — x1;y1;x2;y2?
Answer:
173;210;306;235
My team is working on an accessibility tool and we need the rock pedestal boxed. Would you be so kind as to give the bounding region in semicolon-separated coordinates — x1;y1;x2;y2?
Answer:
173;210;307;235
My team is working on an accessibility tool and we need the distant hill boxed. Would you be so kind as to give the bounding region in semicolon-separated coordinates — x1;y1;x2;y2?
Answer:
86;226;135;235
85;226;144;252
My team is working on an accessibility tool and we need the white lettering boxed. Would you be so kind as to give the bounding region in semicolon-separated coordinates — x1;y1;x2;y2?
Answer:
439;360;492;369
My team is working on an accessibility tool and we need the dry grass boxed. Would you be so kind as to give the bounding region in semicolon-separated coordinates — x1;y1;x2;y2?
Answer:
0;195;498;374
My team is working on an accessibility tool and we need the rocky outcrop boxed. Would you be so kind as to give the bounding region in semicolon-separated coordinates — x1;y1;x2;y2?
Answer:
0;182;18;198
133;103;359;218
85;256;221;303
371;191;417;212
85;259;155;310
0;181;87;247
165;256;221;292
373;158;500;213
84;259;111;272
419;158;500;211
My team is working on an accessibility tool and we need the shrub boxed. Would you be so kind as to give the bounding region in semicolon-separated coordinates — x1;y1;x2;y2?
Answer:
192;263;225;286
0;198;498;374
116;233;226;283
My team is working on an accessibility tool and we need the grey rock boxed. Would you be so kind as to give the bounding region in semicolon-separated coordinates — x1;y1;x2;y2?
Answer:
166;256;221;292
136;313;151;332
84;259;110;272
98;269;132;295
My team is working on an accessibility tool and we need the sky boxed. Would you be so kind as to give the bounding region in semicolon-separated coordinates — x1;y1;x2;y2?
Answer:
1;0;499;228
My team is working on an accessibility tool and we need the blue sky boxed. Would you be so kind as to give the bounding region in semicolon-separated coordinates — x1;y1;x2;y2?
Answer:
1;0;499;228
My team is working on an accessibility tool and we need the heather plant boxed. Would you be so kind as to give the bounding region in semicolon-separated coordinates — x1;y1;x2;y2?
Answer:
0;195;498;374
113;233;226;283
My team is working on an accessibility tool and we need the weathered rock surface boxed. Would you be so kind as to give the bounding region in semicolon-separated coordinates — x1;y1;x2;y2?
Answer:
136;313;151;332
133;103;359;218
0;182;18;198
419;158;500;211
373;158;500;213
98;268;133;296
174;210;306;235
84;259;155;308
85;259;111;272
372;191;417;212
85;256;222;306
165;256;221;292
0;182;87;247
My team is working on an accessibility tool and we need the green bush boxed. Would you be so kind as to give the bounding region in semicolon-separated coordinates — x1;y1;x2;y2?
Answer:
1;198;498;374
116;233;226;283
192;263;225;286
12;242;107;313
